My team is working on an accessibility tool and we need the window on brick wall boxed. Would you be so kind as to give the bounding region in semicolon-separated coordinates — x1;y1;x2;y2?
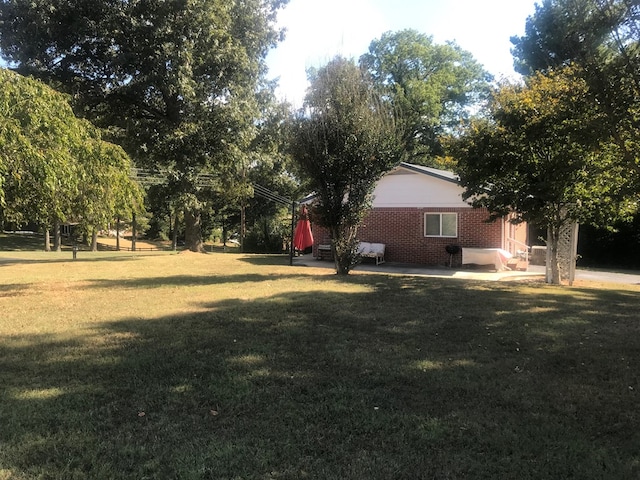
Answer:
424;213;458;237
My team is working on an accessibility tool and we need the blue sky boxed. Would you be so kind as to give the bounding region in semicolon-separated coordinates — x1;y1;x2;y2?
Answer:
266;0;539;105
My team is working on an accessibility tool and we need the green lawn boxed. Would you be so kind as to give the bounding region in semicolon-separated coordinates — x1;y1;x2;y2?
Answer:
1;246;639;479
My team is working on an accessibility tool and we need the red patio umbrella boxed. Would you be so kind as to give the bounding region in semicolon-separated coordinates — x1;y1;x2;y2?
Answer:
293;205;314;252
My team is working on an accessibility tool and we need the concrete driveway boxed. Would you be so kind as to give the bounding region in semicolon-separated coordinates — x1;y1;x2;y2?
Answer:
564;266;640;285
293;255;640;285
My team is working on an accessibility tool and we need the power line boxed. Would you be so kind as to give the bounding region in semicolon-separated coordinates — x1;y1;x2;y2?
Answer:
130;167;301;266
130;168;295;205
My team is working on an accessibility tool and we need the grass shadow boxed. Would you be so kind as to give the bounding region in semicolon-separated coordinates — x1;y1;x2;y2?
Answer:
0;232;46;251
2;278;639;479
237;253;293;266
0;254;151;267
84;272;338;289
0;283;31;297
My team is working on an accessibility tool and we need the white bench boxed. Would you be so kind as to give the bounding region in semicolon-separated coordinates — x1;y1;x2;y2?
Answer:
357;242;386;265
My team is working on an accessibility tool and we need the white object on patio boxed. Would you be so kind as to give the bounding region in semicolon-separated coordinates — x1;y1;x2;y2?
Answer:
357;242;386;265
462;248;512;271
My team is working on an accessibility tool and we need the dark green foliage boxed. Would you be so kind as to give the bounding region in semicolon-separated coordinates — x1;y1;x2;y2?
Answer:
243;216;285;253
511;0;638;75
454;66;633;283
360;29;491;165
0;69;143;249
579;213;640;269
0;0;288;251
290;57;403;274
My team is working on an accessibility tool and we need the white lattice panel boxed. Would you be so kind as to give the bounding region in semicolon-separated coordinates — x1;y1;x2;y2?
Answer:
546;221;579;284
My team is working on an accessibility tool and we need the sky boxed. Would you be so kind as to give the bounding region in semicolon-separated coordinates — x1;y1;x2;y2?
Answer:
265;0;540;105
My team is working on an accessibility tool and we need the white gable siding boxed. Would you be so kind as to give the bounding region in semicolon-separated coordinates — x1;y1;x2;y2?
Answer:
371;168;470;208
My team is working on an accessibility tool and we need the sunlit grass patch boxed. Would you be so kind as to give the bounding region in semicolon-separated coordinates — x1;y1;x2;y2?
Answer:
415;358;477;371
10;387;66;400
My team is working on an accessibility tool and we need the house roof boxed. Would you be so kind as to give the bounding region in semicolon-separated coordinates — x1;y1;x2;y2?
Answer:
396;162;460;184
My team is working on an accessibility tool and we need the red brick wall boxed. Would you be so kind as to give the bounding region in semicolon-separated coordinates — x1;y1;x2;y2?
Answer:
312;207;504;266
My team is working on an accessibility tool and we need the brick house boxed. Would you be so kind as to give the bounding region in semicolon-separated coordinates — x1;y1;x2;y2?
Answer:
310;162;529;267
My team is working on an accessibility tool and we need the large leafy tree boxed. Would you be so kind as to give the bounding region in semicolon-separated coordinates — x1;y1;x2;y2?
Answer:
455;67;633;284
142;90;296;250
0;0;287;252
75;138;144;250
511;0;640;187
241;90;298;250
510;0;640;270
290;57;403;275
0;68;142;250
360;29;491;165
511;0;639;76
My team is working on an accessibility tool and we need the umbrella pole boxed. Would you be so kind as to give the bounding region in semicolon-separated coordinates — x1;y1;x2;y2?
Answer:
289;201;296;266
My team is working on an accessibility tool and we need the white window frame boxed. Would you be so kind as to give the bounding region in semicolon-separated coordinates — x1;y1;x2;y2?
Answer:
424;212;458;238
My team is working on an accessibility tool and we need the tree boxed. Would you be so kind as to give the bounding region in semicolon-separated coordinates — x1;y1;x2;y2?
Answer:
0;0;287;252
290;57;403;275
0;69;78;236
75;139;144;251
360;29;491;165
455;67;633;284
0;68;142;250
510;0;640;271
244;93;299;247
511;0;639;76
511;0;640;187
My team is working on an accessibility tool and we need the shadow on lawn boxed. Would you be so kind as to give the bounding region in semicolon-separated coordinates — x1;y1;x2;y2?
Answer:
238;253;293;266
0;254;150;267
0;232;46;251
0;283;32;297
1;277;639;479
84;270;344;289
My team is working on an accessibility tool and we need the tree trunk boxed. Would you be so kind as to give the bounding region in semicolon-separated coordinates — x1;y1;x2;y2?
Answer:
53;221;62;252
184;208;204;253
131;213;137;252
116;217;120;251
222;220;228;248
172;214;179;251
44;228;51;252
334;254;351;275
240;205;245;253
91;229;98;251
331;226;359;275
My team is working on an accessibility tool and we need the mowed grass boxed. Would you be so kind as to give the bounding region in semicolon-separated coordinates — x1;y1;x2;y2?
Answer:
0;246;639;479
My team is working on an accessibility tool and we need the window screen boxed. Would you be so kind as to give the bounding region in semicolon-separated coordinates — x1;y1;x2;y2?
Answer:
425;213;457;237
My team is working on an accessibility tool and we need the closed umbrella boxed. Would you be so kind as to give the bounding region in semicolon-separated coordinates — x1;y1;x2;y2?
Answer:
293;205;314;253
